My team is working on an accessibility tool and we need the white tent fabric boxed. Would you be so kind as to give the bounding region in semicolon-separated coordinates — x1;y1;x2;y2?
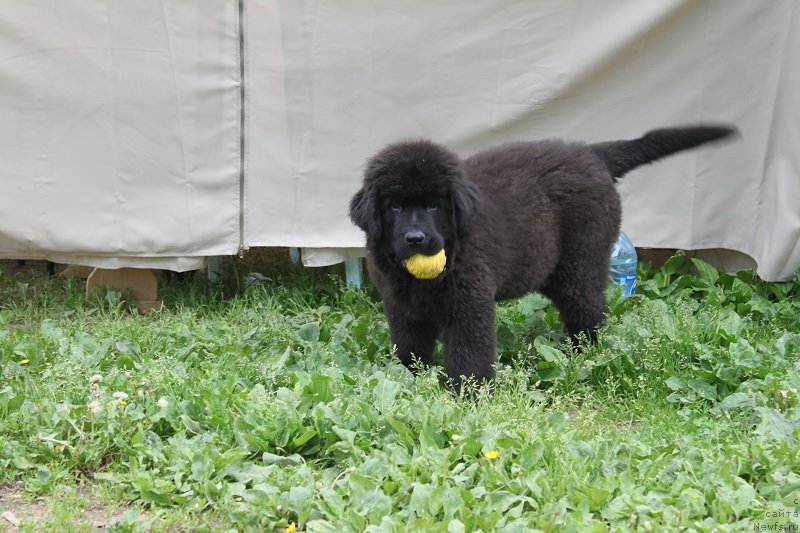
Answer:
1;1;798;280
0;1;243;270
246;0;799;281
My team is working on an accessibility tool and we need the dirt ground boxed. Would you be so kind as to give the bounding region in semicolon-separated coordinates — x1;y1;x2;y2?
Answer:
0;481;130;532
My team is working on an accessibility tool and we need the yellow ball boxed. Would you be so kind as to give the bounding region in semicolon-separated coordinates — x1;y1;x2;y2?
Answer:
404;249;447;279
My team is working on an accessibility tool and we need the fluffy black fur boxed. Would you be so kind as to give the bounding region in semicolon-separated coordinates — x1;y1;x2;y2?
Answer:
350;125;737;390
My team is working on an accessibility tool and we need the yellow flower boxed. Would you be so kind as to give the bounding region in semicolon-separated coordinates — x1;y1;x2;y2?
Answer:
285;522;297;533
20;359;30;365
484;450;501;460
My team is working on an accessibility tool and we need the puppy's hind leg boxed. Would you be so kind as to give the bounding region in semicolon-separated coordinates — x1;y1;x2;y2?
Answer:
542;267;609;346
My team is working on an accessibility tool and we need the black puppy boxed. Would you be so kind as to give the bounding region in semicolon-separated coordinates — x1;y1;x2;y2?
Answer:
350;126;736;390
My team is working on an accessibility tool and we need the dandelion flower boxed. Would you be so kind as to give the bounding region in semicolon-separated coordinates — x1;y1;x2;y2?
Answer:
157;397;169;409
112;391;129;401
89;374;103;384
87;401;102;414
450;434;463;443
285;522;297;533
20;359;30;365
484;450;501;460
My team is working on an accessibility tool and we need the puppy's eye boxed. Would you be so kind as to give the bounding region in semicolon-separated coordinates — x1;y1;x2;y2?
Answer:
426;204;438;212
390;202;403;212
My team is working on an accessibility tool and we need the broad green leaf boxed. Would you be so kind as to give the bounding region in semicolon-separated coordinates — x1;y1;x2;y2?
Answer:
309;374;333;402
215;447;249;469
691;258;719;285
261;453;302;465
725;478;756;517
665;376;686;391
547;412;566;431
534;337;565;363
354;490;391;523
348;473;378;495
292;429;317;448
770;282;794;300
139;489;173;506
448;519;466;533
776;333;800;358
373;379;401;412
267;346;292;369
516;442;544;470
730;277;754;304
518;293;550;313
299;322;320;343
688;379;717;401
1;392;25;413
12;455;35;470
36;466;51;485
409;483;434;517
383;413;416;449
305;520;338;533
332;314;354;344
666;392;686;403
285;486;314;518
717;309;743;338
580;486;610;512
40;320;64;342
319;488;345;518
190;454;213;481
711;392;752;415
661;254;686;277
180;414;203;434
537;361;563;381
756;407;796;441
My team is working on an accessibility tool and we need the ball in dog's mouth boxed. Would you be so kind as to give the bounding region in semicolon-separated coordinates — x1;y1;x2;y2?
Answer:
403;249;447;279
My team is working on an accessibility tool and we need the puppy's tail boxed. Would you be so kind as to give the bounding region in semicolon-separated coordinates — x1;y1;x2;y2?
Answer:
590;125;738;180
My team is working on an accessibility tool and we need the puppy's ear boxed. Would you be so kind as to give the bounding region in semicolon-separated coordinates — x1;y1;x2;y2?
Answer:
452;174;480;238
349;185;382;243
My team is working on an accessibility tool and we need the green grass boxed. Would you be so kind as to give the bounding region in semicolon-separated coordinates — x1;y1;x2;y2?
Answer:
1;256;799;532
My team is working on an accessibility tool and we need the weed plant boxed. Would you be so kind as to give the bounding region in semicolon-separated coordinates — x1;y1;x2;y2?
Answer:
0;257;799;531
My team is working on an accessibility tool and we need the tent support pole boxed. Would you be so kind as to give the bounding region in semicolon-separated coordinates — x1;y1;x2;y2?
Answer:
345;257;362;288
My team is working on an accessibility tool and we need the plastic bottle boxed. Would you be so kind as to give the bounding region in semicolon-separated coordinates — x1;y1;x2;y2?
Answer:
609;230;637;297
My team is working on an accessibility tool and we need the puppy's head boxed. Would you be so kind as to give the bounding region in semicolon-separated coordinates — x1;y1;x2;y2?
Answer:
349;140;480;264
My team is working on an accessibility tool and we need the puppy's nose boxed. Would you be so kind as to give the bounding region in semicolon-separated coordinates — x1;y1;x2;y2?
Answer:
404;230;426;245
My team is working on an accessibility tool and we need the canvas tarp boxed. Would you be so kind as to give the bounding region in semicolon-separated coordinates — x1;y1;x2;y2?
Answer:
1;1;798;280
0;1;242;270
